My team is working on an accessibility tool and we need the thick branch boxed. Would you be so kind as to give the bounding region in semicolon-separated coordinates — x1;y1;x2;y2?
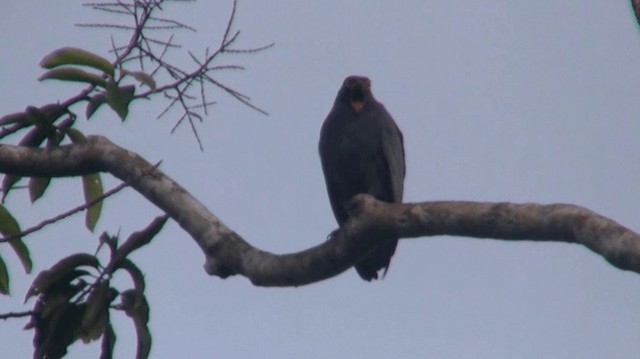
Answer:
0;138;638;287
348;195;640;272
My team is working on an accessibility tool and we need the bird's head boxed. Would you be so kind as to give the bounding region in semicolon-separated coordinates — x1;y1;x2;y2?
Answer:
337;75;373;114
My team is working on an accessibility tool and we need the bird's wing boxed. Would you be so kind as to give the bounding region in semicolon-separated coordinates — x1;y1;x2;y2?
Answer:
319;113;351;225
379;110;405;203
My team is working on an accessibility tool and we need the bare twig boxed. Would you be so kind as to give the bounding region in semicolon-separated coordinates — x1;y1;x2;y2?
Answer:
0;310;33;320
1;1;271;148
76;0;272;147
0;182;129;243
0;161;161;243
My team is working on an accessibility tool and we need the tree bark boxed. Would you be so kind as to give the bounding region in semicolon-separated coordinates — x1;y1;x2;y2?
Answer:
0;136;638;286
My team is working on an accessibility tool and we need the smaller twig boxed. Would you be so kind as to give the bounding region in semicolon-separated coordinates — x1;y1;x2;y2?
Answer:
199;74;208;115
152;33;175;76
187;50;202;65
209;64;245;71
190;100;217;110
204;74;269;115
75;23;137;30
0;123;31;141
83;2;136;14
199;47;209;115
142;24;189;30
110;34;121;59
220;0;238;48
0;161;162;243
224;42;275;54
0;310;33;320
147;15;196;31
188;115;204;151
86;6;131;15
0;182;130;243
141;36;181;47
221;30;241;51
157;92;181;119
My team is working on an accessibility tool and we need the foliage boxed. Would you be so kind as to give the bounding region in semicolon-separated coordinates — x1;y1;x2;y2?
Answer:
24;216;166;359
0;1;270;357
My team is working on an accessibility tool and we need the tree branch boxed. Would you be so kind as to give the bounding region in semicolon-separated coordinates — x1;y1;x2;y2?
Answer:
0;138;638;287
0;310;33;320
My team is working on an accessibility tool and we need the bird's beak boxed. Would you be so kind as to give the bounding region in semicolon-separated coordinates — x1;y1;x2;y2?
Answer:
350;100;364;113
350;84;366;113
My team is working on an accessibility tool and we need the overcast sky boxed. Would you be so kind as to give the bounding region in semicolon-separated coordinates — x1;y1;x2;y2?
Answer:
2;1;640;358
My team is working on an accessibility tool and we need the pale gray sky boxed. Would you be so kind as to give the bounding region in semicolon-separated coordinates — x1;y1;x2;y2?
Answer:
1;1;640;358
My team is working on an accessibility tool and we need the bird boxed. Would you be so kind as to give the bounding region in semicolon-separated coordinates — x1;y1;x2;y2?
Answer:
319;75;406;281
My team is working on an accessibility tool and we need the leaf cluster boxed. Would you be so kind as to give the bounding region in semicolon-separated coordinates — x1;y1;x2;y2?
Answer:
0;102;106;295
24;215;167;359
0;0;271;357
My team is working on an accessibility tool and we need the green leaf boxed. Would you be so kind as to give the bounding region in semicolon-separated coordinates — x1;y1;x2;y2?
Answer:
0;204;32;273
66;128;102;232
29;177;51;203
19;124;49;147
29;117;75;203
47;253;100;274
120;259;146;292
86;93;108;120
17;121;50;152
83;174;104;232
0;103;65;128
39;294;68;321
122;70;156;91
40;47;115;76
25;253;99;302
47;116;75;148
25;106;54;134
80;281;111;343
66;128;86;143
106;79;135;121
39;103;68;123
39;67;107;87
33;302;84;358
9;238;32;274
0;111;29;126
0;204;22;239
26;269;89;305
121;289;151;359
55;116;76;132
2;124;52;201
1;175;21;202
114;216;168;268
0;255;9;295
2;123;53;201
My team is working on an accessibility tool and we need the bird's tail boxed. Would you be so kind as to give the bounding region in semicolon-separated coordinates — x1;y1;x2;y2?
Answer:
354;238;398;281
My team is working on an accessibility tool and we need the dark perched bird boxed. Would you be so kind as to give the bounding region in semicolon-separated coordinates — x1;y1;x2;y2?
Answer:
319;75;406;281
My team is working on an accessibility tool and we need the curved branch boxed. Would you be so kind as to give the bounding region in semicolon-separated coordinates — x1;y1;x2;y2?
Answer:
0;138;638;287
